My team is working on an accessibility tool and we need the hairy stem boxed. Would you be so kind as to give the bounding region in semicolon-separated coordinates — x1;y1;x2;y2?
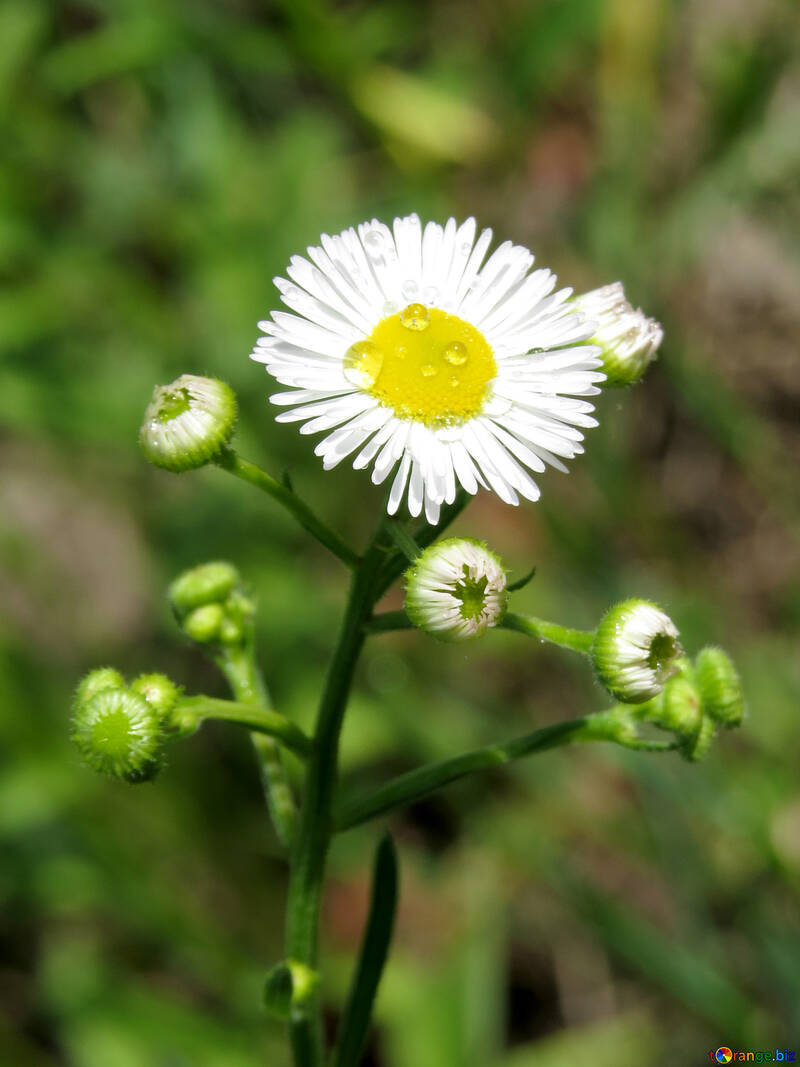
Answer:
502;612;595;654
334;710;637;831
284;518;391;1065
176;696;312;757
219;646;299;848
215;447;359;568
365;610;413;634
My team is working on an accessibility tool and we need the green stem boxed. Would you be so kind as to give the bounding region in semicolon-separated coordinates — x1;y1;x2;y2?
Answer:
374;490;470;599
285;518;390;1065
176;696;312;758
334;710;633;832
502;612;595;654
386;521;421;562
215;447;359;568
219;645;299;849
365;610;413;634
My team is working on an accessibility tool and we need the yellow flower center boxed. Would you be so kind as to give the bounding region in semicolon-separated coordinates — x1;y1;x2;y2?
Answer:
343;304;496;427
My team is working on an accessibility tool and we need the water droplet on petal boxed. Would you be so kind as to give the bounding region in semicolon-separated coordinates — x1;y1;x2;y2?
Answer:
443;341;468;366
283;285;300;301
483;393;512;416
343;340;384;389
459;242;472;256
382;300;399;317
421;363;438;378
400;303;430;331
363;229;384;258
401;279;419;301
423;285;438;305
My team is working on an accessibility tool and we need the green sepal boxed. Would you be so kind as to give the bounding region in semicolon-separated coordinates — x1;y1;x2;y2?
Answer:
507;564;536;593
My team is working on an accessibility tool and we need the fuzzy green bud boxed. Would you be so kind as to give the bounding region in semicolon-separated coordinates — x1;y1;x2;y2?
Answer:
130;673;181;721
182;603;225;644
574;282;663;387
74;667;126;707
71;688;163;783
405;537;508;642
593;599;682;704
658;675;702;735
140;375;237;472
695;647;744;728
681;713;716;763
169;561;240;617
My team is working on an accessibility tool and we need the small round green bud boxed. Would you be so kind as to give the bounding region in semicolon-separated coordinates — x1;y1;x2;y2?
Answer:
681;714;716;763
74;667;126;707
694;647;745;728
130;673;181;720
182;603;224;644
169;561;240;616
574;282;663;387
139;375;237;472
658;675;702;735
71;688;163;783
219;616;244;645
405;537;508;642
593;599;682;704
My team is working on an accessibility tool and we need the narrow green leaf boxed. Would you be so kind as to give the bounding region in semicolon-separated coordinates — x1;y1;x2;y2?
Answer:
331;834;399;1067
386;521;421;563
507;565;536;593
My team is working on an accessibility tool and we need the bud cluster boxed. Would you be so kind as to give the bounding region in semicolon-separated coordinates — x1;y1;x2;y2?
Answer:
635;646;744;761
169;560;254;648
588;598;744;760
71;668;181;783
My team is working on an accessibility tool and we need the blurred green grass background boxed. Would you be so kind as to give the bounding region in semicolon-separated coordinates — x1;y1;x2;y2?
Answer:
1;1;799;1064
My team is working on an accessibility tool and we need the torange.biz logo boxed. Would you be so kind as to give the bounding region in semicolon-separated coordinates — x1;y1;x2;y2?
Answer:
708;1051;795;1063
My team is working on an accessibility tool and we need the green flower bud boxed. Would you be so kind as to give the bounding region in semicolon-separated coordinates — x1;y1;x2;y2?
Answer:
71;688;163;783
681;713;716;763
574;282;663;387
139;375;237;472
695;646;745;728
183;603;224;644
130;673;181;721
658;675;702;736
74;667;126;708
168;561;240;617
219;616;244;646
405;537;508;642
593;599;682;704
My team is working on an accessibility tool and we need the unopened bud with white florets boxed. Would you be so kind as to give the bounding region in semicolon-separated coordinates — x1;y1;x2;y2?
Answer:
405;538;508;642
592;599;682;704
140;375;237;472
575;282;663;387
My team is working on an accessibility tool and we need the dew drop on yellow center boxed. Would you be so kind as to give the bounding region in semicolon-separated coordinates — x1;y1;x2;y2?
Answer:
343;304;497;427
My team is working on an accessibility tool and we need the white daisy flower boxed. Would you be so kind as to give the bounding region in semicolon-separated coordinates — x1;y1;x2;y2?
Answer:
405;537;508;642
251;214;605;524
592;599;682;704
574;282;663;387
